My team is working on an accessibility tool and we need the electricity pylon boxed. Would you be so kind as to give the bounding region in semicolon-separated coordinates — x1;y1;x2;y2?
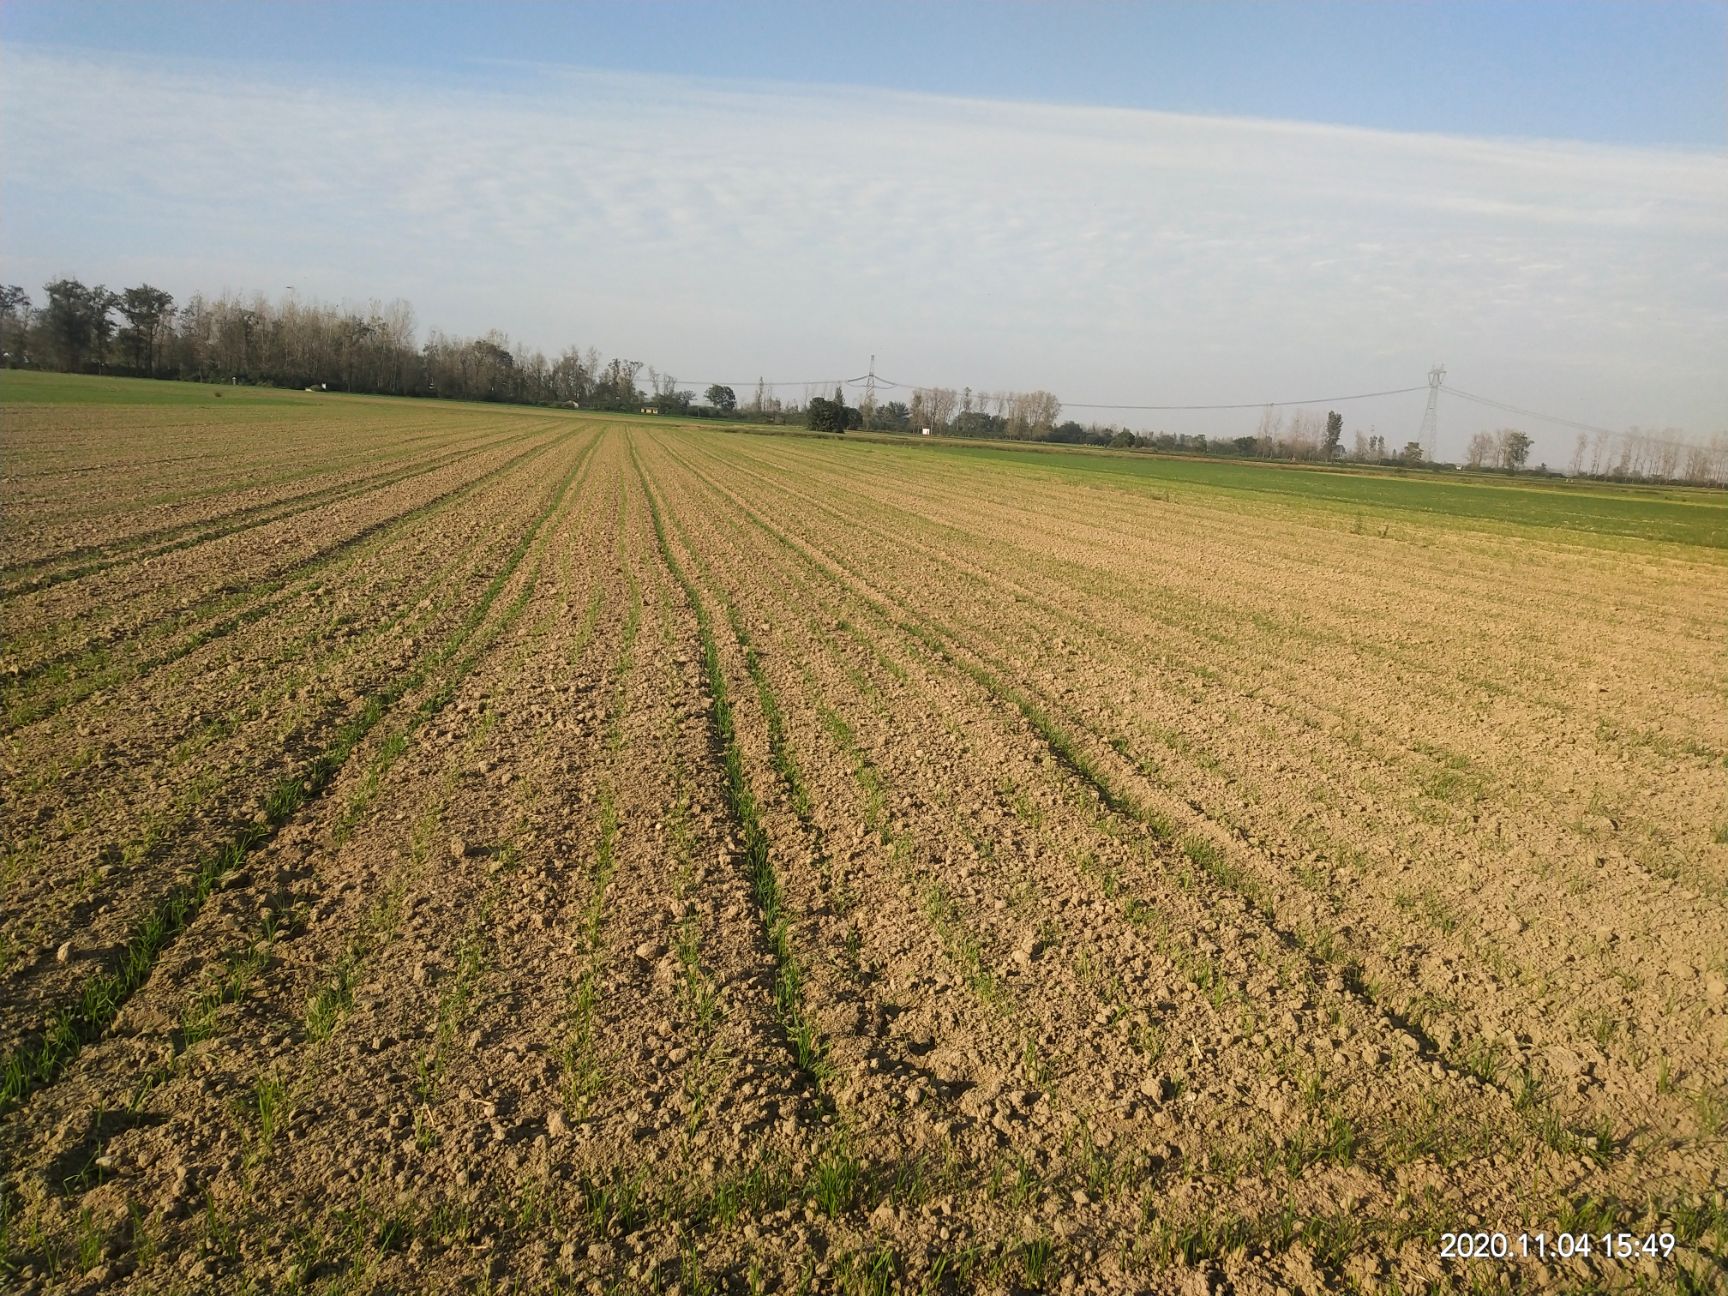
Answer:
1419;363;1445;462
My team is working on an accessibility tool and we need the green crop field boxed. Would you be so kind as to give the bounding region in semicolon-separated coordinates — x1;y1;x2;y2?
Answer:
0;369;322;408
873;433;1728;549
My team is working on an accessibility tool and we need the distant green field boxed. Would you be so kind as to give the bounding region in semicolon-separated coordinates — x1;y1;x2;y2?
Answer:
0;370;571;421
877;435;1728;551
8;370;1722;550
0;369;314;407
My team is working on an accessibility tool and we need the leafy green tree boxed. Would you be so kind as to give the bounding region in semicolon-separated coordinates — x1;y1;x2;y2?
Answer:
704;383;736;413
808;386;850;433
117;285;174;374
954;410;1003;438
42;278;117;371
1324;410;1343;459
1503;429;1533;470
1401;440;1424;465
806;396;846;434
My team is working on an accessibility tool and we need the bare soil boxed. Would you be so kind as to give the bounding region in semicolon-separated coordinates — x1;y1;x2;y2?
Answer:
2;400;1722;1294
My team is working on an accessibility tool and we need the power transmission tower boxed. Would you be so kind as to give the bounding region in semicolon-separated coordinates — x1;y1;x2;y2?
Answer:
863;354;877;429
1419;363;1445;462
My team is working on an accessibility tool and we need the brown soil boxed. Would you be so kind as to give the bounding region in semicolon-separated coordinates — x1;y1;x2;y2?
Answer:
1;402;1722;1294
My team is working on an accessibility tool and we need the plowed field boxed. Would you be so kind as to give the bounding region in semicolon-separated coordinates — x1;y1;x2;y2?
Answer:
3;373;1725;1294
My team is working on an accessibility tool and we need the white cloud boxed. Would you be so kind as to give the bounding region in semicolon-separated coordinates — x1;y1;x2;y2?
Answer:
3;44;1724;456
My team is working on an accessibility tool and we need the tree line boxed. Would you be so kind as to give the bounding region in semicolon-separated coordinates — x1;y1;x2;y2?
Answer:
0;278;739;414
4;277;1721;485
1464;428;1534;472
897;396;1439;467
1564;426;1726;487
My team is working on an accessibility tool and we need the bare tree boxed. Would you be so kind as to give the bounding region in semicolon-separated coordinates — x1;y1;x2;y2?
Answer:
1680;433;1727;486
0;285;31;362
1004;389;1061;439
1656;431;1682;481
550;346;592;404
1286;410;1323;460
1254;406;1282;457
914;386;958;433
1026;389;1061;438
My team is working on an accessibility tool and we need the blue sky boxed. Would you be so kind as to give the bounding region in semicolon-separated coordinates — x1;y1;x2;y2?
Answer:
7;2;1723;147
3;2;1724;458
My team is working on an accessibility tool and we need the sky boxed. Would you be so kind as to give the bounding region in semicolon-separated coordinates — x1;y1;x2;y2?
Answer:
3;1;1724;461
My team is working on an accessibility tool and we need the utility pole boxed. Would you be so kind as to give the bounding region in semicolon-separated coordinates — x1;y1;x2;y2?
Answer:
1419;363;1445;463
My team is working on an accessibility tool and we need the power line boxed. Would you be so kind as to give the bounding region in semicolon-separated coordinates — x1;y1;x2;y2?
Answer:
681;376;861;390
677;371;1704;457
872;374;1695;451
686;371;1425;411
966;386;1425;412
842;371;1430;410
1444;387;1623;439
1445;388;1715;458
